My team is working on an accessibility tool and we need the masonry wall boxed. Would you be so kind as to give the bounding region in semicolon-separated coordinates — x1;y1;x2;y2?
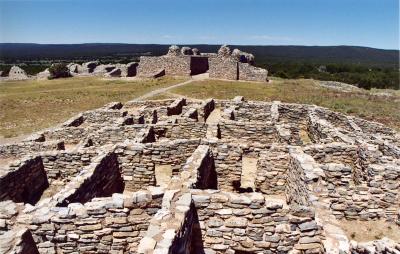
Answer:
116;139;200;191
138;56;192;76
285;154;312;206
0;140;64;159
321;162;400;221
232;102;272;122
219;121;279;144
153;122;208;140
29;193;162;253
41;150;96;182
238;62;268;82
209;56;238;80
255;146;290;195
0;157;49;205
192;191;324;254
44;127;93;144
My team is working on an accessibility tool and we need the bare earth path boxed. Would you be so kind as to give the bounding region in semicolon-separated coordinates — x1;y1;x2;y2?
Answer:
133;79;194;101
133;73;209;101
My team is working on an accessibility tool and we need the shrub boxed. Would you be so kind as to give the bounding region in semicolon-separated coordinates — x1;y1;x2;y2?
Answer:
48;63;71;79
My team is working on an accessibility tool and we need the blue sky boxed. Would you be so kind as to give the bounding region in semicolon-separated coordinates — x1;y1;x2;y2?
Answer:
0;0;399;49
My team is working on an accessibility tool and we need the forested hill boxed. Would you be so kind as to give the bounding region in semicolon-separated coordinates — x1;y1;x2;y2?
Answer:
0;43;398;68
0;43;398;89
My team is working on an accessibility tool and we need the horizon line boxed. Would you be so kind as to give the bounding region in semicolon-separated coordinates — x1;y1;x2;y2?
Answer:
0;42;398;51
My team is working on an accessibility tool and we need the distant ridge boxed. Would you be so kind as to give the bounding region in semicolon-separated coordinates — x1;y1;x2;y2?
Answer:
0;43;398;68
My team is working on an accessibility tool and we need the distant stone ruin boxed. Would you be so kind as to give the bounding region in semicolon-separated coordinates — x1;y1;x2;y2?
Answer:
1;45;268;82
0;96;399;253
138;45;269;82
7;66;28;80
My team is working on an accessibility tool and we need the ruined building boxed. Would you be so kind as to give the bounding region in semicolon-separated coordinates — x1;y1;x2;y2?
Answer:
138;45;269;82
0;96;399;253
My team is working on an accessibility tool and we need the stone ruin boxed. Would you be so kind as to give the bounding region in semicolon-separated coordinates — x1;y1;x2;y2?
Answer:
2;45;268;82
138;45;269;82
0;96;399;254
7;66;28;80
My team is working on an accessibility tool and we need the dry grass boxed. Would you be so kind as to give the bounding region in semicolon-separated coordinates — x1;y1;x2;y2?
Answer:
170;78;400;130
0;76;186;138
339;219;400;242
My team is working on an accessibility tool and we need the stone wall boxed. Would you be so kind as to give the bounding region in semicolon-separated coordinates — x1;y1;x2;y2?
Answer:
209;56;238;80
0;140;64;159
154;122;208;140
138;56;192;76
41;149;97;182
0;228;39;254
0;157;48;205
255;146;290;195
219;121;279;144
238;62;268;82
191;190;324;254
27;192;162;253
116;139;200;191
55;152;123;206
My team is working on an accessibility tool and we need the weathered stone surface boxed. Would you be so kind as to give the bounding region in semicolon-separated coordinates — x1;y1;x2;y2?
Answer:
8;66;28;80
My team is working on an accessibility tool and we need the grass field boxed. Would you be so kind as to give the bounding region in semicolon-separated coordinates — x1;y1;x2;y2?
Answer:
0;76;186;138
168;78;400;130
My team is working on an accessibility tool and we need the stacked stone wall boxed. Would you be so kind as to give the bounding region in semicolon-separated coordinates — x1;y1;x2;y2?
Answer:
56;152;123;206
219;121;279;144
0;141;64;159
238;62;268;81
41;150;96;182
28;192;162;253
191;190;324;253
116;140;200;191
255;147;290;195
0;157;48;205
138;56;191;76
209;56;238;80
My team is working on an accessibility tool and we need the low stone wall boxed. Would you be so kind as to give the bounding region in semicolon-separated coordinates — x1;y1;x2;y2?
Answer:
27;191;162;253
210;143;242;192
0;228;39;254
278;104;310;125
323;162;400;221
238;62;268;81
82;109;124;125
191;190;324;253
44;127;93;144
231;102;272;122
116;139;200;191
219;121;279;144
41;149;96;182
285;149;320;206
255;146;290;195
55;152;123;206
0;140;64;159
154;122;208;140
315;108;354;133
353;117;396;137
0;157;48;205
88;125;149;146
181;145;217;189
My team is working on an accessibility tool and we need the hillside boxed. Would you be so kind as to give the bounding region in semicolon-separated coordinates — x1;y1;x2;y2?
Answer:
0;43;398;68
